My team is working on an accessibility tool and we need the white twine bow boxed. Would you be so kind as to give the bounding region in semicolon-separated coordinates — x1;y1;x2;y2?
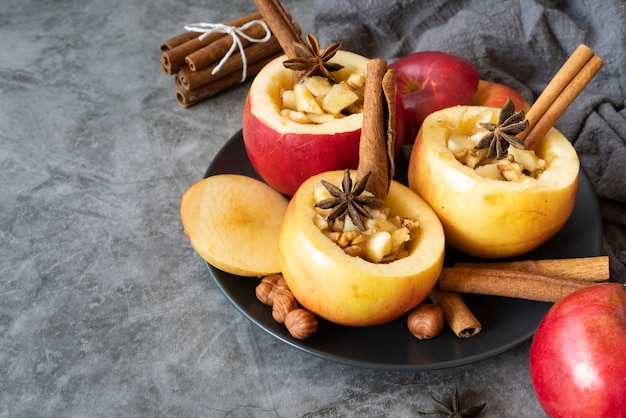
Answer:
184;20;272;82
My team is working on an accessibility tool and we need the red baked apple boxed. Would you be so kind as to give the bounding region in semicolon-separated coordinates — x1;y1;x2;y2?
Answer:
529;282;626;418
243;51;406;196
471;80;530;113
390;51;480;142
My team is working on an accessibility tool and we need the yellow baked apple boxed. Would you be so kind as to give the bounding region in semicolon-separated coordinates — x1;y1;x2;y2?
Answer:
407;105;579;259
279;170;445;327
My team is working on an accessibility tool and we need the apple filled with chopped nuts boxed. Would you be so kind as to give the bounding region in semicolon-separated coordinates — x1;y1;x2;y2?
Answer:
243;35;405;196
407;102;579;258
279;169;445;326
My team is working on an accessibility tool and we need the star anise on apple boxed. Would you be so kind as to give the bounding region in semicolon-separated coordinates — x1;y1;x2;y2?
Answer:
283;33;344;82
475;97;528;160
314;169;384;231
419;388;486;418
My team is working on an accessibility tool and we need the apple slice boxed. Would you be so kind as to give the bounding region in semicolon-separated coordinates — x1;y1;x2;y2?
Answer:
180;174;289;277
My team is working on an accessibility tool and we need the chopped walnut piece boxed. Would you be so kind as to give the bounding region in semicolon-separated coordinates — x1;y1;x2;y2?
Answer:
325;229;367;257
498;159;525;181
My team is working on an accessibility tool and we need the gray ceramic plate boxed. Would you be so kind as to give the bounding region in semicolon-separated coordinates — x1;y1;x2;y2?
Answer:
202;130;603;371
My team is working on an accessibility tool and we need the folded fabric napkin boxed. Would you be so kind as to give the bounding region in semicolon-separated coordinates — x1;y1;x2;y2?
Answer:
315;0;626;281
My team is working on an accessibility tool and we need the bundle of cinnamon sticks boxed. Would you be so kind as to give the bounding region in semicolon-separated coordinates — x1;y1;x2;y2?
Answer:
160;11;298;108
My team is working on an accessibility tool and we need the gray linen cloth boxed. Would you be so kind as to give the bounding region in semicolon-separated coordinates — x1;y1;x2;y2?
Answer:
314;0;626;281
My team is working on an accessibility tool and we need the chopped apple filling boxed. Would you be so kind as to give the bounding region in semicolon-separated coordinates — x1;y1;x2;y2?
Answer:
280;75;365;124
312;185;420;263
449;120;546;181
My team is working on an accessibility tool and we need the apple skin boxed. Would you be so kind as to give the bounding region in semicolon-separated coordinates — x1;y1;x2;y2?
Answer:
407;106;579;259
278;170;445;327
471;79;530;113
529;283;626;418
243;91;360;197
390;51;480;143
243;51;405;197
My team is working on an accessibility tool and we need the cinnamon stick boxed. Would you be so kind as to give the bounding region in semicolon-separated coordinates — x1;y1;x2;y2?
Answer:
520;44;604;150
160;31;201;51
357;59;394;200
186;22;300;72
175;52;282;108
520;45;594;136
382;70;397;187
160;11;263;76
253;0;301;58
429;287;482;338
455;256;609;283
438;267;597;303
176;36;282;92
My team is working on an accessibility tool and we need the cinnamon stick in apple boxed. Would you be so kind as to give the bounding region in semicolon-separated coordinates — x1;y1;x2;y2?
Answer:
160;11;263;76
357;59;395;200
429;286;481;338
253;0;301;58
519;44;604;150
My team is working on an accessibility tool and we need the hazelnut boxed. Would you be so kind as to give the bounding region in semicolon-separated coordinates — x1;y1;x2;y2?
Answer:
271;289;298;324
407;303;444;340
285;308;318;340
263;273;287;289
255;281;275;306
255;274;290;306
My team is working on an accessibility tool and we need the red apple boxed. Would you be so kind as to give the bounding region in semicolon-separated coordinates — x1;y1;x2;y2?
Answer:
243;52;405;197
471;80;530;113
529;282;626;418
390;51;480;142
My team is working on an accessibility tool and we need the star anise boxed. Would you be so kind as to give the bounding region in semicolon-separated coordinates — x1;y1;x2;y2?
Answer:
314;169;384;231
419;388;486;418
475;97;528;159
283;33;344;82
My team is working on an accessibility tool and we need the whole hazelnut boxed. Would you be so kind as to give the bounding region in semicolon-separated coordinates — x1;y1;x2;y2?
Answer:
255;281;275;306
271;289;298;324
255;274;290;306
407;303;444;340
263;274;287;289
285;308;318;340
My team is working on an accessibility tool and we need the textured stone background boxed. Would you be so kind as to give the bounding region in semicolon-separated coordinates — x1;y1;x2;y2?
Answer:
1;0;547;416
